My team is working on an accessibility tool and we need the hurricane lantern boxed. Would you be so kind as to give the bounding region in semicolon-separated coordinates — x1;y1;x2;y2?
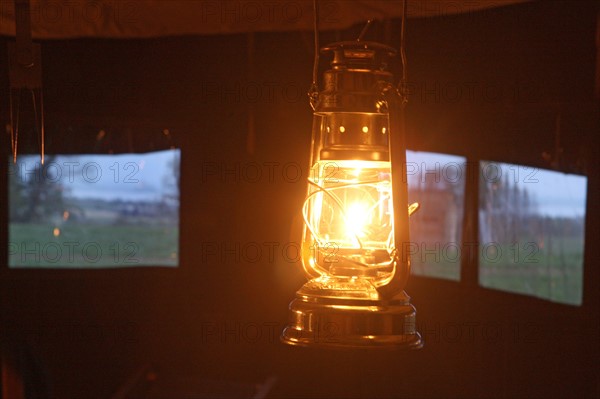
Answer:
281;41;422;349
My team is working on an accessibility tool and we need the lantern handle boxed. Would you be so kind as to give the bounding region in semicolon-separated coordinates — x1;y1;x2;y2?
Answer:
308;0;320;110
397;0;409;102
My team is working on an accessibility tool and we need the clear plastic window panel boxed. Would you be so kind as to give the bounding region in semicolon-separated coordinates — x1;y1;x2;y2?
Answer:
478;161;586;305
8;149;180;268
406;151;466;281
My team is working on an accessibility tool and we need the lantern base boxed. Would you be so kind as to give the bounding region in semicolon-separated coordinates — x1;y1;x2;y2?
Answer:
281;284;422;349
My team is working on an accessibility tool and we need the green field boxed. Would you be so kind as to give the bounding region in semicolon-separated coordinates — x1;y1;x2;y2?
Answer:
408;238;583;305
479;239;584;305
9;223;178;268
411;260;461;281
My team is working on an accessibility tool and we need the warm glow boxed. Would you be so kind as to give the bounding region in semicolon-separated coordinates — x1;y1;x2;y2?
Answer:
339;126;345;133
304;159;393;258
53;227;60;237
345;202;370;238
362;126;369;133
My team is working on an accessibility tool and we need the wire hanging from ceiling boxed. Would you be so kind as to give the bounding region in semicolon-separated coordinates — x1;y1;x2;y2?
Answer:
398;0;409;104
309;0;320;110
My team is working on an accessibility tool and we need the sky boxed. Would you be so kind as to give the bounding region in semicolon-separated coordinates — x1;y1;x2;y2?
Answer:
406;150;587;218
10;149;586;217
494;161;587;218
12;149;180;202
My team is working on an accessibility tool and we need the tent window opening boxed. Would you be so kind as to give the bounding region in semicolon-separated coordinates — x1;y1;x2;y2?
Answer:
8;149;181;268
478;161;587;305
407;151;466;281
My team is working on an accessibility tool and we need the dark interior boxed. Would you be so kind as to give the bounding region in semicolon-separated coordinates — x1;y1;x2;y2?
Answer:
0;1;598;398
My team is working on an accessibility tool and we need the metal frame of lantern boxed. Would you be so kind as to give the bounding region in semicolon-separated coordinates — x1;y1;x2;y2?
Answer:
281;40;422;349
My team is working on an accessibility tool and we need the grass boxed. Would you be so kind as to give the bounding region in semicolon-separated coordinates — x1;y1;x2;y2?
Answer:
411;260;460;281
408;238;584;305
9;224;583;306
9;223;178;268
479;238;584;305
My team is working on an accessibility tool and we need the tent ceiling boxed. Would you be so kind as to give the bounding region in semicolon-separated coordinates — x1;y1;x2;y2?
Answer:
0;0;528;39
